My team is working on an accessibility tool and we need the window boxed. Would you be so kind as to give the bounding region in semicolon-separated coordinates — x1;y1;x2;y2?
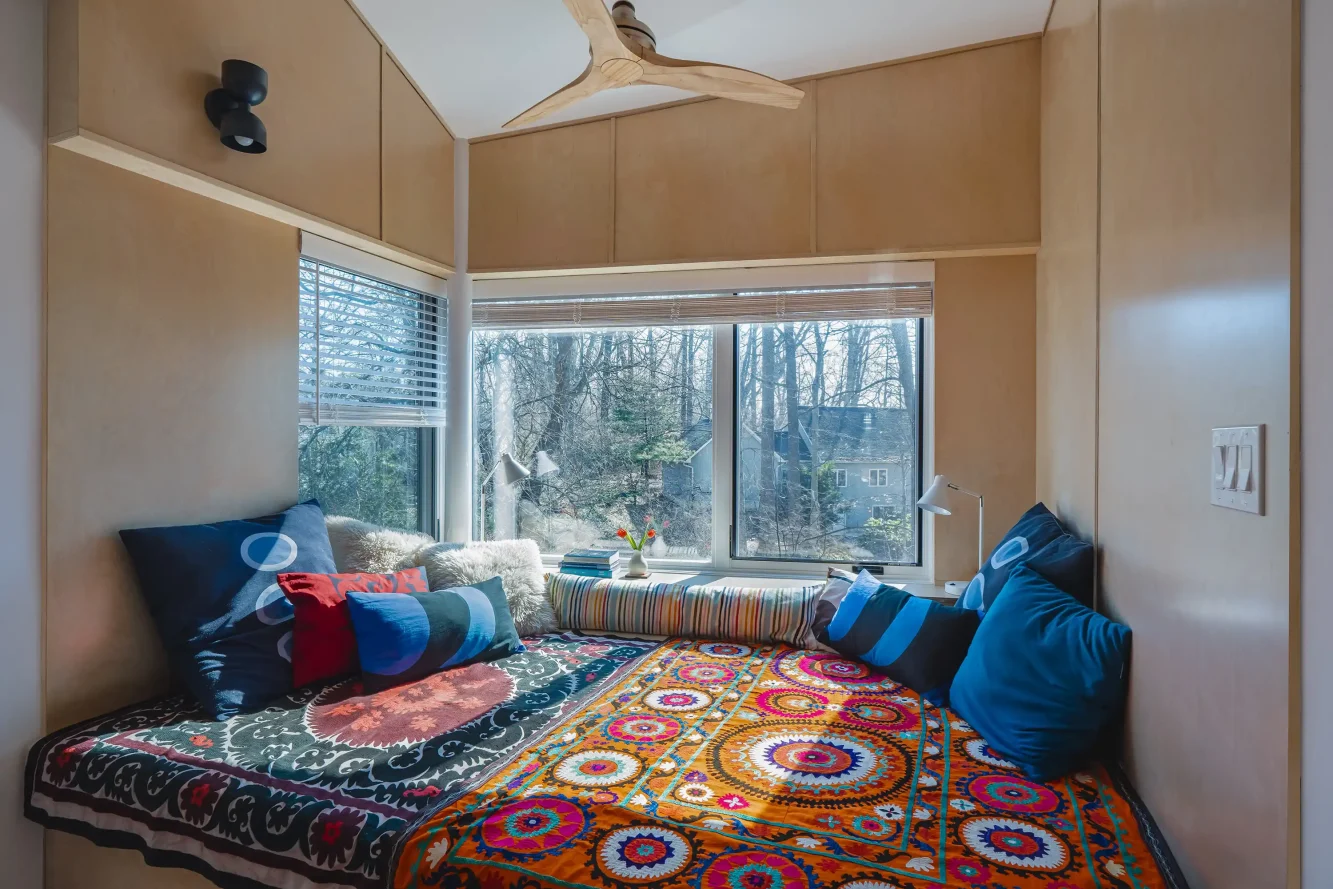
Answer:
474;326;713;558
472;268;930;574
735;319;923;565
297;251;445;534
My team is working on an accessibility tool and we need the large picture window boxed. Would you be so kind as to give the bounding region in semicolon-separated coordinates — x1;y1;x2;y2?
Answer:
475;327;713;558
471;268;931;575
734;319;922;565
297;251;444;534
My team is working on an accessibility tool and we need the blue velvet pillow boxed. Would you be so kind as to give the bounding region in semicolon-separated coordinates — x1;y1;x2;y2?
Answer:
119;501;337;718
949;563;1131;780
347;575;524;692
813;571;980;701
960;503;1092;614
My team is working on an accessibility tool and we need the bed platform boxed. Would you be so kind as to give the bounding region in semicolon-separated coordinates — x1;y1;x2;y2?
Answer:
28;636;1183;889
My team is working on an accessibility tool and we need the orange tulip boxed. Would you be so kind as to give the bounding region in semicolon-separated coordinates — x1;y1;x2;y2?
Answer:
616;528;628;538
646;529;656;539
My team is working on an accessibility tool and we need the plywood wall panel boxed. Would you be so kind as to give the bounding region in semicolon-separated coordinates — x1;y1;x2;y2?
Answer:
45;150;299;731
933;255;1037;582
1036;0;1099;540
1097;0;1294;885
73;0;382;237
816;39;1041;256
469;120;615;271
613;89;815;264
382;52;455;266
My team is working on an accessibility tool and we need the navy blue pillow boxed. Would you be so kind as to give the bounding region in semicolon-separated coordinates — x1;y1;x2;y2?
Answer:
949;563;1131;781
346;575;524;692
119;501;336;718
813;571;979;701
960;503;1089;614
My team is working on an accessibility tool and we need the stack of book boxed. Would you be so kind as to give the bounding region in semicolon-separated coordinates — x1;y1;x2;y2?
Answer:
559;548;623;579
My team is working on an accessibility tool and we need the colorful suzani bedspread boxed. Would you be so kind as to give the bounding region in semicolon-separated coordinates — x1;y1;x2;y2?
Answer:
25;633;658;889
392;639;1175;889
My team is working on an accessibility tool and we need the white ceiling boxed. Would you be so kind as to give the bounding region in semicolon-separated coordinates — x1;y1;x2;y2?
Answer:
354;0;1050;139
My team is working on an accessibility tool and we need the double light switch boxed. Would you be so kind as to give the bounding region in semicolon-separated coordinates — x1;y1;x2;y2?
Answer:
1211;425;1263;514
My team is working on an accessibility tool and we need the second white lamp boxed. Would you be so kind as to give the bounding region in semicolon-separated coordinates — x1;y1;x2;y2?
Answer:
917;474;985;578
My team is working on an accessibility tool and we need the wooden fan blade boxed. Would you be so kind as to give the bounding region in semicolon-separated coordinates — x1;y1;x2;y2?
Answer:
504;64;613;129
638;49;805;109
562;0;634;62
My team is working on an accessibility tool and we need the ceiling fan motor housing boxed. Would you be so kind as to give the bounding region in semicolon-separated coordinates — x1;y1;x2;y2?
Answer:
611;1;656;51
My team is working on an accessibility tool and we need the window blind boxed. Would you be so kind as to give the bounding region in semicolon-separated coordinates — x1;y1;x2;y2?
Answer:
471;283;933;330
299;258;445;426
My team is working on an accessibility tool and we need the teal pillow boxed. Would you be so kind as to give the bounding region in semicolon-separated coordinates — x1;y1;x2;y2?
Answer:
346;576;524;692
949;564;1130;781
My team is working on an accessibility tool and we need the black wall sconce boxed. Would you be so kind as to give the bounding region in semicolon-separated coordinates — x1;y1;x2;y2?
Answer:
205;60;268;154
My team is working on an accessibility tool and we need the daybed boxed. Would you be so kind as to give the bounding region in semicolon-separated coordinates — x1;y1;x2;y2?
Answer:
28;635;1183;889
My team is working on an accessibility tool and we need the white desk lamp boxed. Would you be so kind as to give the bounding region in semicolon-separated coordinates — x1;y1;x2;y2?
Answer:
917;474;984;596
478;451;558;541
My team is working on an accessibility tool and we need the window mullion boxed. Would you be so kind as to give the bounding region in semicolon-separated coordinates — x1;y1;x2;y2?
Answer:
711;324;736;571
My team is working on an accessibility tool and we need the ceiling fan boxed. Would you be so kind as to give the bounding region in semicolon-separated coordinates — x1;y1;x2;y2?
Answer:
504;0;805;129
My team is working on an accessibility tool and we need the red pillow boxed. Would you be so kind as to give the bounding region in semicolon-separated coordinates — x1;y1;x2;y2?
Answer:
279;568;430;687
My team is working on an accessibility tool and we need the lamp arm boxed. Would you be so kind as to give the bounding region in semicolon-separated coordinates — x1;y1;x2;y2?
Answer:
946;483;985;571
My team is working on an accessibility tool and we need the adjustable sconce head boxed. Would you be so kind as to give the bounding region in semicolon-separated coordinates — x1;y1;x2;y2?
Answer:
205;59;268;154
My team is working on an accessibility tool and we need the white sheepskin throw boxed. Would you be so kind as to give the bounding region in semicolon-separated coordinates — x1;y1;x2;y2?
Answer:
324;516;434;574
416;540;557;637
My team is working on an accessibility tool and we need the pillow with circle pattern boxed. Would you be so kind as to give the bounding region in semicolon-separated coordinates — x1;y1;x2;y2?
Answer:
959;502;1094;615
119;500;337;718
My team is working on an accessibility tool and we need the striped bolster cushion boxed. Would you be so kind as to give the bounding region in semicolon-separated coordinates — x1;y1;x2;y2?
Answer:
548;574;824;646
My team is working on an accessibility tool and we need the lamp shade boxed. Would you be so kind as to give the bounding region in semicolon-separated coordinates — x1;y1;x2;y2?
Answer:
535;451;560;477
496;452;531;485
918;474;952;515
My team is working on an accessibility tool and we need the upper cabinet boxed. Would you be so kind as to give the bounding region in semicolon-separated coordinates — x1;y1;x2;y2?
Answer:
816;39;1041;254
469;38;1041;273
470;120;616;271
382;52;456;267
49;0;456;271
614;91;816;265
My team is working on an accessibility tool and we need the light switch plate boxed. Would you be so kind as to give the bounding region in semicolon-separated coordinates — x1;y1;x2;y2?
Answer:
1211;425;1263;514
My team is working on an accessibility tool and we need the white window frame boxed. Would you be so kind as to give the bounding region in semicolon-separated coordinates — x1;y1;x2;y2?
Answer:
299;232;451;538
471;261;935;583
834;469;848;488
868;468;891;487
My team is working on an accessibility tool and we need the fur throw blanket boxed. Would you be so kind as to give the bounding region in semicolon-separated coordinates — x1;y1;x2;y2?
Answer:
323;516;557;636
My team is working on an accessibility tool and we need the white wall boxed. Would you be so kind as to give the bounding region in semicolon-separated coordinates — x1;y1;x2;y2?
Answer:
0;0;45;885
1304;0;1333;883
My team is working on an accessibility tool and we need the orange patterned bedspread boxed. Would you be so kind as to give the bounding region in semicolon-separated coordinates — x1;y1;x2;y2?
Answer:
392;639;1170;889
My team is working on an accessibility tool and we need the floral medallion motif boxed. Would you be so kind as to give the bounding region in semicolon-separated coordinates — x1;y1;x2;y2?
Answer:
554;750;643;787
755;688;828;720
478;796;590;858
774;651;898;692
595;825;694;882
606;714;681;745
836;696;920;733
644;688;712;713
699;849;811;889
675;663;737;685
697;642;752;659
709;721;908;809
305;662;515;749
959;816;1071;871
966;774;1062;815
